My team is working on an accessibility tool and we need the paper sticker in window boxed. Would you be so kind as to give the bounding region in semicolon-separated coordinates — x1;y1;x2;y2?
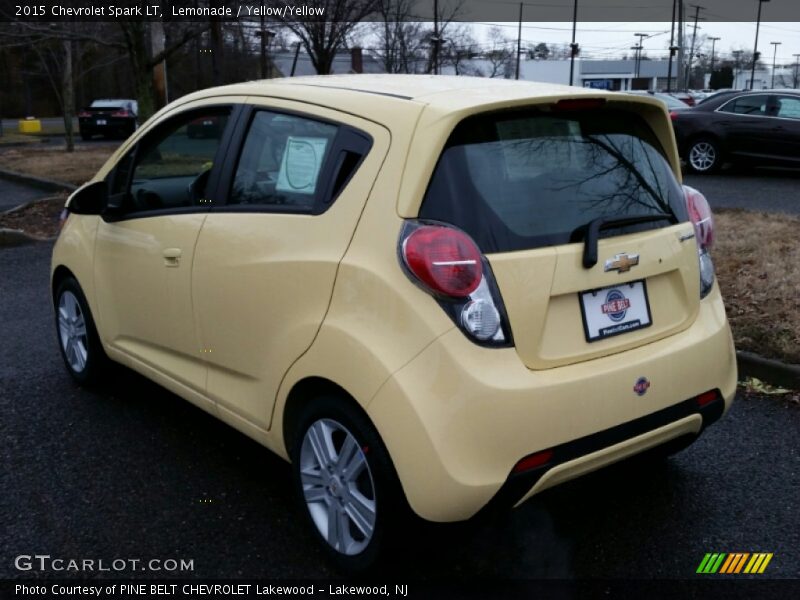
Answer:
275;136;329;195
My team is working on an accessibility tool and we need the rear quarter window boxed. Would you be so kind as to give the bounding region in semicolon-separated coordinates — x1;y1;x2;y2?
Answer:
419;108;687;253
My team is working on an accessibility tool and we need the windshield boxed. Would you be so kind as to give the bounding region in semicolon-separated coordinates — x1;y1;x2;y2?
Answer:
419;108;687;253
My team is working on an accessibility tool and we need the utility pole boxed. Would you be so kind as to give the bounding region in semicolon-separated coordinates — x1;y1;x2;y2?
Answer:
634;33;647;79
794;54;800;89
667;0;678;92
770;41;781;87
569;0;579;86
432;0;440;75
515;2;522;80
708;36;720;76
685;4;703;90
677;1;685;93
259;16;268;79
751;0;770;90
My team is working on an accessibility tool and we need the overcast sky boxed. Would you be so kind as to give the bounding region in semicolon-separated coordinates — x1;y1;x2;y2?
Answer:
478;22;800;64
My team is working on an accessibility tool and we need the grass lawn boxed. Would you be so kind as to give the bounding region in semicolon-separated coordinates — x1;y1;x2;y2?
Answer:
0;133;45;146
0;145;116;186
714;209;800;366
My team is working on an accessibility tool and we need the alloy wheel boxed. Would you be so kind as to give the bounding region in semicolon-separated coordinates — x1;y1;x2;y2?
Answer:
58;290;88;373
299;418;377;556
689;141;717;172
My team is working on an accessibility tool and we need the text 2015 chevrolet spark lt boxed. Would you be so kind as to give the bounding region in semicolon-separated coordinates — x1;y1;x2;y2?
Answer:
52;75;736;570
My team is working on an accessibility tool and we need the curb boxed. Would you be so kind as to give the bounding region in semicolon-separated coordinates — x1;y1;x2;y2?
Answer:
737;350;800;390
0;138;50;148
0;167;76;194
0;196;62;217
0;227;53;247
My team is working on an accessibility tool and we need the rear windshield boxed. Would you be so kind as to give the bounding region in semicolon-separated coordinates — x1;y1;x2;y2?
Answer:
419;108;687;253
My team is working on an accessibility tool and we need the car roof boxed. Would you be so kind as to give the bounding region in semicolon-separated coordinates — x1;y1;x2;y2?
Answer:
170;74;664;127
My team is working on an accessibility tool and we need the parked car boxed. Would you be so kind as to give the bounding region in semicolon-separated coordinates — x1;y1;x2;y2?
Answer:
186;115;224;138
53;75;736;570
671;90;800;173
78;99;138;140
668;92;696;106
695;89;740;106
625;90;692;111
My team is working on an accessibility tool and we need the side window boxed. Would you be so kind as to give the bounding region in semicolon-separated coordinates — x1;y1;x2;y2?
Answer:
776;97;800;120
722;95;768;116
229;111;339;210
119;107;231;214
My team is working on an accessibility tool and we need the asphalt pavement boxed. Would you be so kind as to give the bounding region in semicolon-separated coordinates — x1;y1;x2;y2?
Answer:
1;242;799;583
684;167;800;215
0;179;49;212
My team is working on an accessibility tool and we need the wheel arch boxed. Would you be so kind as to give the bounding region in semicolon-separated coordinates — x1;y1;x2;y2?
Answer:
51;265;78;299
281;376;371;458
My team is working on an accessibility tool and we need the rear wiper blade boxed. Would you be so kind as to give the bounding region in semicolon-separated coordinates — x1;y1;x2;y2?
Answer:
579;213;677;269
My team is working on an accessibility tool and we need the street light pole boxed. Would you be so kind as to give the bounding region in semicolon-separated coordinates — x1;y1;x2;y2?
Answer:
569;0;579;86
794;54;800;89
770;41;781;88
750;0;770;90
515;2;522;80
708;38;722;87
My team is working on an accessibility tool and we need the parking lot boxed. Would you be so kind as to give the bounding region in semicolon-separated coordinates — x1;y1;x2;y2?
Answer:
1;166;799;580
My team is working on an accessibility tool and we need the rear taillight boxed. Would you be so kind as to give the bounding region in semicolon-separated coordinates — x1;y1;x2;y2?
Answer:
111;109;129;117
403;226;482;297
669;111;679;121
400;221;510;345
683;185;715;298
78;111;90;118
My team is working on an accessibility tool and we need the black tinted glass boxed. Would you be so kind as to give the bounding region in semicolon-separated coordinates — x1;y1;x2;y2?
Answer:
419;109;687;253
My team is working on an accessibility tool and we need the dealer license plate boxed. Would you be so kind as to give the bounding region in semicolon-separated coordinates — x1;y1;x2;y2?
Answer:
96;119;107;125
579;280;652;342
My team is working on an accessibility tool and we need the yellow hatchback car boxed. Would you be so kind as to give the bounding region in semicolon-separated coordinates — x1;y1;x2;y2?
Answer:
52;75;736;569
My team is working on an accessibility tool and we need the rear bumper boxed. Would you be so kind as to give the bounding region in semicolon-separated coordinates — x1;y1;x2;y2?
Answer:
366;284;736;522
78;118;134;135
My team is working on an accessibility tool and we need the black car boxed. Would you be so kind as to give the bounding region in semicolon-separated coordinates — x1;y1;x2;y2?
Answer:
671;90;800;173
78;99;138;140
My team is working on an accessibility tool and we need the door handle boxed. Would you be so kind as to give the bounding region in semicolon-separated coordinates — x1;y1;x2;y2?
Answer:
163;247;182;267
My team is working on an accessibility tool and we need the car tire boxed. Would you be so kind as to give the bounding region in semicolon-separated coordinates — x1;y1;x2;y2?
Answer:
80;132;91;141
291;396;410;572
685;138;722;174
54;277;110;386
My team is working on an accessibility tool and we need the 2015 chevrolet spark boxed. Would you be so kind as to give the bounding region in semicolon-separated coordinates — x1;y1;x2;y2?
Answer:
52;75;736;570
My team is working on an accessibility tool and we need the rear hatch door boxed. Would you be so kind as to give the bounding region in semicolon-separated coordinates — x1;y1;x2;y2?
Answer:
419;104;700;369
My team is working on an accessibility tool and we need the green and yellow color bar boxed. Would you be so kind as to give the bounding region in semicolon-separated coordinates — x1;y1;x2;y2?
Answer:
696;553;773;574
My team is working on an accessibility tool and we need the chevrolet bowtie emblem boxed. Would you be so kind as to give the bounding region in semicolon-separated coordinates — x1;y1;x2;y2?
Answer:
604;253;640;273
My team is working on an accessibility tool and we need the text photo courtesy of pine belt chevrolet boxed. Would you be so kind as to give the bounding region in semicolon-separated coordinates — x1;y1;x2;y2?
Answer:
51;75;736;571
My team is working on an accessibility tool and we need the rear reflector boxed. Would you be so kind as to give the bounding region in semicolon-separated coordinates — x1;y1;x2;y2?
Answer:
553;98;606;111
403;225;483;298
696;391;718;407
512;449;554;474
683;185;714;249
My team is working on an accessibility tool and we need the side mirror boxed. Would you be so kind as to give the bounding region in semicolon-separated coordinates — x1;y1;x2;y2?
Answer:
67;181;108;215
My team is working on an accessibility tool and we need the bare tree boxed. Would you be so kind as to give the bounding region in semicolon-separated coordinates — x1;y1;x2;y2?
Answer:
0;21;124;151
373;0;428;73
276;0;380;75
482;26;514;78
